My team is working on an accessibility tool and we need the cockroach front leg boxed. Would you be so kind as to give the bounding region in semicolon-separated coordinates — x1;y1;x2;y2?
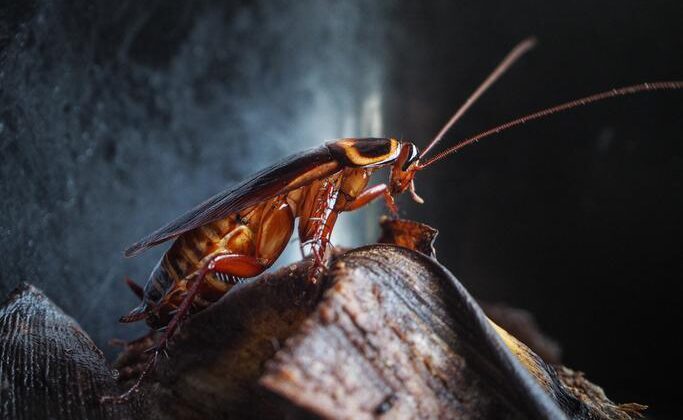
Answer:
102;253;267;404
342;183;398;216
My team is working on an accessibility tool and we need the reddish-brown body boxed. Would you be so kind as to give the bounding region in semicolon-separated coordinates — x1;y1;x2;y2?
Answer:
127;165;375;329
121;138;412;330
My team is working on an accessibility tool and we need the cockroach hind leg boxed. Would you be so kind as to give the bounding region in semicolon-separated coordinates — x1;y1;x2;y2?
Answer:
108;329;158;353
100;351;159;404
115;252;223;396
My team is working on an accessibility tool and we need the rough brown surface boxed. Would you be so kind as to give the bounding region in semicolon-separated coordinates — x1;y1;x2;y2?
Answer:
261;246;551;419
1;243;644;419
0;283;132;420
123;245;567;419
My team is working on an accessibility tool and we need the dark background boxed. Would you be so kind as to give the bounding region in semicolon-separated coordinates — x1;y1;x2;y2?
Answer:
1;0;681;417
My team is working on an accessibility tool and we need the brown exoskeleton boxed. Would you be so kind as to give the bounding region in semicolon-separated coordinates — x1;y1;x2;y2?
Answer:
104;38;682;402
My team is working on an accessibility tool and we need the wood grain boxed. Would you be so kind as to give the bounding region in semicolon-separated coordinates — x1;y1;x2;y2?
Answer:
0;283;132;420
1;242;644;419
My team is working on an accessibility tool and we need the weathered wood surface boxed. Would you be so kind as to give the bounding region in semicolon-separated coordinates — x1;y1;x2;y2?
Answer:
111;242;642;419
1;224;644;419
260;245;563;419
0;283;132;420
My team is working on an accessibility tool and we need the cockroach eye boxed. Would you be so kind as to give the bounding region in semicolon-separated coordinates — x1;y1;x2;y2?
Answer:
402;143;419;171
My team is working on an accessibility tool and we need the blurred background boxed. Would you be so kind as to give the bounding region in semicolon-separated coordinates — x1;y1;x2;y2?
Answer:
1;0;681;417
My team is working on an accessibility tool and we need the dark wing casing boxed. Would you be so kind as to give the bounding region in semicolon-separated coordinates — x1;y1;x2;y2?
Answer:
124;145;338;257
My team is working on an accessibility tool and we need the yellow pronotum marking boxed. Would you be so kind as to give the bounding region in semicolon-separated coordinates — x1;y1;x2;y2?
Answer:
338;138;399;166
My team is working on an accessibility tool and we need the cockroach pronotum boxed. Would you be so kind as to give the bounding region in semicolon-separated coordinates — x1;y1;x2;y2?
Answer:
104;38;682;402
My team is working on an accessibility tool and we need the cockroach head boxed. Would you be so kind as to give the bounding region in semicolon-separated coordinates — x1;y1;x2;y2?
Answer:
400;142;419;171
389;142;424;204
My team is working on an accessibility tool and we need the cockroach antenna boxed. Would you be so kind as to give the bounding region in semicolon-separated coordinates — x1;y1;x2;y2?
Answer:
417;81;683;170
419;37;538;160
415;37;683;170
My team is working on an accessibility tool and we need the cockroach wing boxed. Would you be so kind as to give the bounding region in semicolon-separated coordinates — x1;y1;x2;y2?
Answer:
124;145;338;257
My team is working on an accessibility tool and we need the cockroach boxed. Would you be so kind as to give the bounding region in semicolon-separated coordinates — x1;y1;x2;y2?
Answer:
104;38;682;402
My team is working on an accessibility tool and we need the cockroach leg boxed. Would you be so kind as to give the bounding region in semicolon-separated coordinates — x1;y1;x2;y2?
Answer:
155;254;266;354
100;350;158;404
295;178;342;287
102;252;267;404
342;183;397;216
304;180;396;287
